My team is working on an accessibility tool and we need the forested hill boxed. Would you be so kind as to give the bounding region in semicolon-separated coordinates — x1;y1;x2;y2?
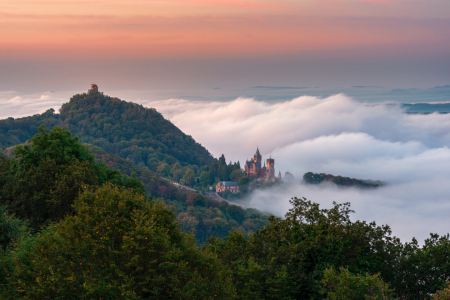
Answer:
0;90;215;169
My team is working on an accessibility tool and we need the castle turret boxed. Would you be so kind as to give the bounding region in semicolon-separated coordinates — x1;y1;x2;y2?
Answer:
267;158;275;177
254;147;262;163
91;84;98;92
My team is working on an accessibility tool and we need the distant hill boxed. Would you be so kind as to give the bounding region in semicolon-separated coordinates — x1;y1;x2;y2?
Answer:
0;90;215;170
402;103;450;114
303;172;384;188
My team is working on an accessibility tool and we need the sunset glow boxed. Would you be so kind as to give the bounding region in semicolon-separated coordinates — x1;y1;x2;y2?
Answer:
1;0;449;60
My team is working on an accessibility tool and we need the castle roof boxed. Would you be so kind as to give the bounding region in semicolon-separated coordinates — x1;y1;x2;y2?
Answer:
255;147;261;157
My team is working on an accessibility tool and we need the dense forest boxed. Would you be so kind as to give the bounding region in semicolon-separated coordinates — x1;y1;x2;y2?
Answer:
1;127;268;242
1;128;450;299
87;144;268;241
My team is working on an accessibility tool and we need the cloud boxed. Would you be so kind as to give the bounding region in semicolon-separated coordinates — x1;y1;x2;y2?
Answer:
144;94;450;242
0;92;68;119
146;94;450;160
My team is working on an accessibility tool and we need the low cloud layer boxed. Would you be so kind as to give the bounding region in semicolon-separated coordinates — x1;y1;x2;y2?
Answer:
145;95;450;242
0;91;69;119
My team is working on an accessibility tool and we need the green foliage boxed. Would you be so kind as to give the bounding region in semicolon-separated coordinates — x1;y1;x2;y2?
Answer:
0;109;60;150
86;144;176;200
183;168;195;186
156;162;170;176
238;176;250;186
165;192;269;243
230;169;245;182
82;144;270;243
322;267;395;300
390;233;450;299
178;155;243;192
13;125;93;166
0;126;144;230
208;197;402;300
0;206;29;251
0;184;236;300
207;197;450;299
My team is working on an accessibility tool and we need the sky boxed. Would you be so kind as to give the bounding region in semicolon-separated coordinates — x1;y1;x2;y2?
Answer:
1;1;450;242
1;0;450;93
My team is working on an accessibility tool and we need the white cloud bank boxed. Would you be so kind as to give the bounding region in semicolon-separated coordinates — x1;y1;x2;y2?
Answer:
144;94;450;242
0;91;72;119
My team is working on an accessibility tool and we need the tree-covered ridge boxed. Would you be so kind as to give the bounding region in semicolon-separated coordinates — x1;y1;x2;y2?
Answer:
0;90;215;170
0;109;60;149
303;172;384;188
86;144;269;242
1;127;268;242
85;144;180;200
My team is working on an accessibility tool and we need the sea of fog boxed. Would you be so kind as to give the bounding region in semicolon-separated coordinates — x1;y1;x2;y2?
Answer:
144;94;450;243
1;89;450;243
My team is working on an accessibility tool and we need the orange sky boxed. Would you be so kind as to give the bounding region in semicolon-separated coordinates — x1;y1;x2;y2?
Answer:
1;0;449;60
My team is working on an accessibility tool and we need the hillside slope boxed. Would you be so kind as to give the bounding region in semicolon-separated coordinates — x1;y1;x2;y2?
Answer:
0;90;215;170
86;144;268;241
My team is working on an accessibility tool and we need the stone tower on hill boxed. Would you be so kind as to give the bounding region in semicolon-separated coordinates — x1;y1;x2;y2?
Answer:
91;84;98;92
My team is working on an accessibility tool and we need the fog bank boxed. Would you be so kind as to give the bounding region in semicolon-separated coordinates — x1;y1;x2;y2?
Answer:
145;95;450;242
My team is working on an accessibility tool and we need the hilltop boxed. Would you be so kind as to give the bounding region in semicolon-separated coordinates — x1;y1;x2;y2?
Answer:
0;89;215;170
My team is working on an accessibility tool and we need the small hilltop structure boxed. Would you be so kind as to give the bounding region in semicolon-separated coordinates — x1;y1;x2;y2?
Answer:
89;84;103;95
245;147;281;181
91;84;98;92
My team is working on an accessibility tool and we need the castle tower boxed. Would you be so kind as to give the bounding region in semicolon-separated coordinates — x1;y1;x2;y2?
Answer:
266;158;275;177
91;84;98;92
254;147;262;164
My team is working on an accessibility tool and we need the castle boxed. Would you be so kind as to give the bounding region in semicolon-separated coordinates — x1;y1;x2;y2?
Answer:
245;147;281;179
